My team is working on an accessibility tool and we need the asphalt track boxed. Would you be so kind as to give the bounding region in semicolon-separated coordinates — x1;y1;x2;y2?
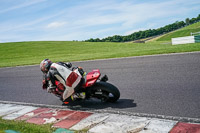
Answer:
0;52;200;119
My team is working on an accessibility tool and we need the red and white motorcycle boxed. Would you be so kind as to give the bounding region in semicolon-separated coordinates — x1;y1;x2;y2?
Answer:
52;69;120;104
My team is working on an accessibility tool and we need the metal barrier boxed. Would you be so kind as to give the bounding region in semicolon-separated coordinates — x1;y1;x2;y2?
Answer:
172;35;200;45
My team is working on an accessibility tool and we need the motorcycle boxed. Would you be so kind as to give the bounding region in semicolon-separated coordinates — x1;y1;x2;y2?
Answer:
52;69;120;104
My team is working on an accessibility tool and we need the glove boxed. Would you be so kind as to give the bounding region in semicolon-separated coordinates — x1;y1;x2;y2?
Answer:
42;80;47;89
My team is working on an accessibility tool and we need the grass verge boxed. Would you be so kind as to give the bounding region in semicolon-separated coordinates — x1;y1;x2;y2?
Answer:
0;41;200;67
0;117;89;133
0;117;55;133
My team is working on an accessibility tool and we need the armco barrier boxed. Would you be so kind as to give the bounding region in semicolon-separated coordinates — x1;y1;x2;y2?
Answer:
172;36;195;45
172;35;200;45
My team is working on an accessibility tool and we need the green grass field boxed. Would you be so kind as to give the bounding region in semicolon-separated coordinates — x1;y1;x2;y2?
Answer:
0;41;200;67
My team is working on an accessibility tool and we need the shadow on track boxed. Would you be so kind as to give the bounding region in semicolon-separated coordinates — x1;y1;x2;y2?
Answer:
62;99;137;110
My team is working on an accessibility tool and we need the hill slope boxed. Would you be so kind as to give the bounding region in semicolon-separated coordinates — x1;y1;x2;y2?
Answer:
157;22;200;41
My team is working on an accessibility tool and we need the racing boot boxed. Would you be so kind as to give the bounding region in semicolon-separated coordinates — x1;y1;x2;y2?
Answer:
71;92;86;101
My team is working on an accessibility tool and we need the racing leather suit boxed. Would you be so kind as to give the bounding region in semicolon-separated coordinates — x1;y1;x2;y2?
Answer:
42;62;82;101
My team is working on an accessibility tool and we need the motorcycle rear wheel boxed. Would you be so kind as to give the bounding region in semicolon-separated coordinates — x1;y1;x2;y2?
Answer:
92;81;120;102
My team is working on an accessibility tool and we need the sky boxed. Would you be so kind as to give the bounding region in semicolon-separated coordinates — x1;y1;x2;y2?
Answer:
0;0;200;43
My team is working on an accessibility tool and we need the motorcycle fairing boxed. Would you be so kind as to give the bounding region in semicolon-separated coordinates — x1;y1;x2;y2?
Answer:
83;69;101;87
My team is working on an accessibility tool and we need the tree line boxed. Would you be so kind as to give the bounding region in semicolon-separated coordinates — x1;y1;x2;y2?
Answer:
85;14;200;42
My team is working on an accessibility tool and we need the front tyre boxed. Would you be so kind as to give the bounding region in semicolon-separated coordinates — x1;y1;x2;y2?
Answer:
92;81;120;102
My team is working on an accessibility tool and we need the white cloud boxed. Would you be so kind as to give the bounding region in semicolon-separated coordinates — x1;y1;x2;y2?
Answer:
64;0;195;32
46;22;67;29
0;0;46;14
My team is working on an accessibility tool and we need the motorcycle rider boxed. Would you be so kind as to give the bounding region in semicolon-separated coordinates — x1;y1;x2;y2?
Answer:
40;59;85;102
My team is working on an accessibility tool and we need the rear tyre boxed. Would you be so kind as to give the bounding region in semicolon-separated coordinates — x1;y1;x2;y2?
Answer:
92;81;120;102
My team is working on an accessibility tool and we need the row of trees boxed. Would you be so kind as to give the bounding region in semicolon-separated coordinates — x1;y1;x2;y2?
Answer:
85;14;200;42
